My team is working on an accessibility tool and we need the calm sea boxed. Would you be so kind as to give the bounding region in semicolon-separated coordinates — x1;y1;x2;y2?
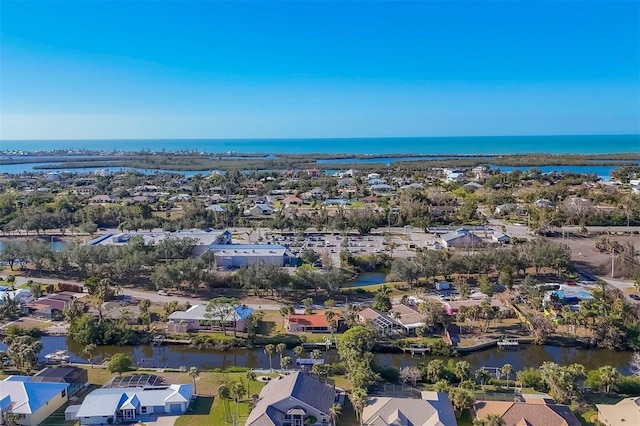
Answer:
1;134;639;154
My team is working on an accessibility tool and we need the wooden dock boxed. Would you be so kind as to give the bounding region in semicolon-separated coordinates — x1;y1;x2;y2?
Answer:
401;344;431;357
152;337;192;346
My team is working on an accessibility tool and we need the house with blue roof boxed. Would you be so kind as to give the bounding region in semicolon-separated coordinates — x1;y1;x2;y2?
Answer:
0;376;69;426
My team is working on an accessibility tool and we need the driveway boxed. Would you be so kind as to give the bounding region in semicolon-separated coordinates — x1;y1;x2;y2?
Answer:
138;414;181;426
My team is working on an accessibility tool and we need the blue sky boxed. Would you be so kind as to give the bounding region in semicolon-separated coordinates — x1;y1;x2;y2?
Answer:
1;1;639;139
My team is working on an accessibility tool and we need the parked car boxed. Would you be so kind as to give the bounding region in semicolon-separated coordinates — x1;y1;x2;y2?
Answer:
630;294;640;301
157;290;169;296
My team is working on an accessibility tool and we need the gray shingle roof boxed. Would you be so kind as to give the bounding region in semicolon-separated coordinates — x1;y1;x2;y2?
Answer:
246;372;335;426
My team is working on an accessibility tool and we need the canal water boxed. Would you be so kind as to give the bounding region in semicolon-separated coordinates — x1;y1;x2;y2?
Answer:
3;336;632;374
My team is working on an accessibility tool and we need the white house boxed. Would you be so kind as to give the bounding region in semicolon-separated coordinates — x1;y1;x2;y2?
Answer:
73;381;193;425
0;376;69;426
246;372;337;426
167;304;253;333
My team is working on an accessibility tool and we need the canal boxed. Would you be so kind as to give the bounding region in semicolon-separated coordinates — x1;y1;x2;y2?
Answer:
5;336;633;374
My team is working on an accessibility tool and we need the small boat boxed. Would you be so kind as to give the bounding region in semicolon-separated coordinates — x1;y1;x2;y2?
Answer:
44;350;70;363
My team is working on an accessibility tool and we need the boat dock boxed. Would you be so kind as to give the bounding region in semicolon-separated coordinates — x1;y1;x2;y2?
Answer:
497;338;520;349
401;344;431;357
151;336;192;346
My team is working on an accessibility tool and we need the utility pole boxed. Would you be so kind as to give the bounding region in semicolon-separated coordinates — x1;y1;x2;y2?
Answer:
611;247;615;278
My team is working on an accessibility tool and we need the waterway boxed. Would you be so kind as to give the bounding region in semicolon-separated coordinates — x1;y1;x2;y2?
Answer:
1;160;636;179
2;336;632;374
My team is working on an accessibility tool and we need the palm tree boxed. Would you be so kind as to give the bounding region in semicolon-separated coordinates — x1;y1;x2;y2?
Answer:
501;364;513;388
276;343;287;362
475;369;491;389
281;355;292;371
449;388;474;418
484;413;505;426
189;367;200;394
293;346;305;359
350;388;368;424
264;344;275;370
230;381;246;419
246;371;257;398
217;384;232;423
599;365;620;393
310;349;322;360
279;305;294;328
329;403;342;426
28;280;42;298
83;344;96;369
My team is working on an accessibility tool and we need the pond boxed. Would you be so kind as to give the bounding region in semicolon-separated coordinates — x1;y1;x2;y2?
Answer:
0;237;66;252
347;272;388;287
3;336;633;374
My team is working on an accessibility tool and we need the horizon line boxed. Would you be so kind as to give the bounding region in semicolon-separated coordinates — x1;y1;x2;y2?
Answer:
1;133;639;142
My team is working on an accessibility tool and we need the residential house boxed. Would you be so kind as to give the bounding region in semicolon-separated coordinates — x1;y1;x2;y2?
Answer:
286;314;340;333
357;308;401;334
495;203;527;216
209;244;298;268
205;204;227;213
23;294;74;320
362;391;457;426
0;376;69;426
248;204;275;216
72;378;193;425
370;183;394;193
89;195;118;204
245;372;337;426
0;288;33;306
439;298;510;316
474;399;581;426
31;367;88;396
306;169;323;179
167;304;253;333
388;304;425;334
367;173;381;180
283;196;303;207
596;396;640;426
492;232;511;244
535;199;557;209
462;182;483;192
441;229;484;249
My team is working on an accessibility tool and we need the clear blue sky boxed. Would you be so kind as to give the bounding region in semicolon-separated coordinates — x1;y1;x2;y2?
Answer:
1;1;639;139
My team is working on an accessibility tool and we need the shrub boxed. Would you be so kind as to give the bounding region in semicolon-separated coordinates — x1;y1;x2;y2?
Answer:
375;365;400;383
517;367;544;390
616;376;640;394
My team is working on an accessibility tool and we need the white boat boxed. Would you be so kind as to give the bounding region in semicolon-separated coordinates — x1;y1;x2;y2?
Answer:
44;350;70;362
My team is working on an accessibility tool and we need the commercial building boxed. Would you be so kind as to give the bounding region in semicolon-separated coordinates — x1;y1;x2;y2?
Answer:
209;244;298;268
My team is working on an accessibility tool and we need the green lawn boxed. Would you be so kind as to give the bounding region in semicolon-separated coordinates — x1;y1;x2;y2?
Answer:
175;375;268;426
456;409;474;426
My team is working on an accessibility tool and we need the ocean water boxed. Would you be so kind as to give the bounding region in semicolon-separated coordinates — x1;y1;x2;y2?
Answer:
1;134;639;154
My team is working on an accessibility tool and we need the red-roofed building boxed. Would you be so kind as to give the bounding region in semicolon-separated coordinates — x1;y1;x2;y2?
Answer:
286;314;340;333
